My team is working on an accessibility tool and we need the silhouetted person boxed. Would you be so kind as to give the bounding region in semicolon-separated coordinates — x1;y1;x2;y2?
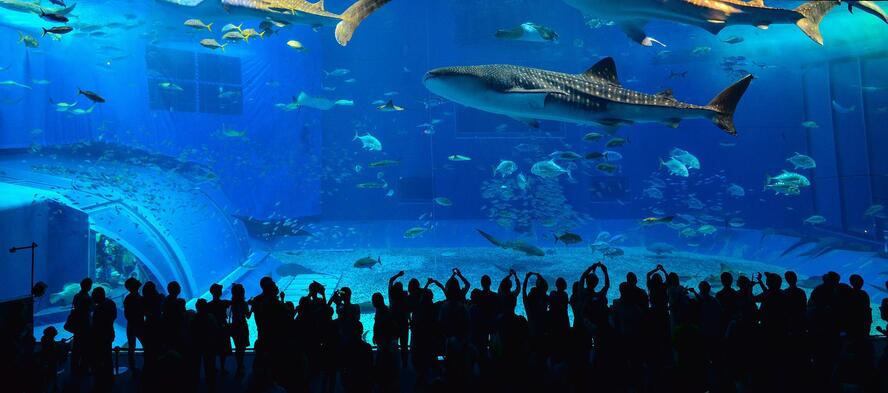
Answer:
665;269;689;326
90;287;116;392
249;276;282;377
613;280;644;391
339;320;373;393
781;270;810;389
783;271;808;335
847;274;872;337
496;269;520;320
579;262;610;329
522;272;549;341
753;272;786;336
877;278;888;325
372;291;399;392
808;271;842;391
472;274;497;359
411;284;440;386
123;277;143;372
716;271;738;336
207;283;231;372
879;282;888;392
439;269;471;342
68;277;92;374
163;281;186;353
624;271;649;311
548;277;570;362
228;283;250;376
140;281;164;374
37;326;68;393
689;281;722;364
388;271;410;367
193;298;220;392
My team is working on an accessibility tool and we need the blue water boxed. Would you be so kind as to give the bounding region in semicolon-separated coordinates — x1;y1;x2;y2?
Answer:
0;0;886;341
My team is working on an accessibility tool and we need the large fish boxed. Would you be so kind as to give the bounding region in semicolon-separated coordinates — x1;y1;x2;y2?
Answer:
156;0;391;46
0;0;76;15
476;229;545;257
424;57;753;135
563;0;849;46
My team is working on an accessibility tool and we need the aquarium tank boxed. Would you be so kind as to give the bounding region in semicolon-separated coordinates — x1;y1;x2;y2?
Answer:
0;0;886;343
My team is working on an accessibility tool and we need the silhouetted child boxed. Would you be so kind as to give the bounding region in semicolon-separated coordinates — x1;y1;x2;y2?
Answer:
37;326;68;393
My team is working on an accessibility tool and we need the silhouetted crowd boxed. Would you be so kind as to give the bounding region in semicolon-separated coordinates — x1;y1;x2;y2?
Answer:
12;263;888;393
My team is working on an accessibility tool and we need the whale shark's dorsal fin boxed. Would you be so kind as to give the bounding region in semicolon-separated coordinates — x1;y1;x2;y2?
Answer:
583;57;620;86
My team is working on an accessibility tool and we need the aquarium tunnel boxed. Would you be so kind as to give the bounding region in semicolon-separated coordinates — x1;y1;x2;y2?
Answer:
0;0;887;345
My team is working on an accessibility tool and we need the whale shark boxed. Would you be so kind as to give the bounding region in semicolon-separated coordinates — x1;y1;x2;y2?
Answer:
0;0;388;46
0;0;75;16
562;0;848;46
423;57;753;135
155;0;391;46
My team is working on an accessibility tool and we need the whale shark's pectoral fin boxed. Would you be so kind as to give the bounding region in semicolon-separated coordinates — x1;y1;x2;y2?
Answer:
504;87;563;110
510;116;540;128
494;27;523;40
619;20;666;47
599;118;633;127
662;118;682;128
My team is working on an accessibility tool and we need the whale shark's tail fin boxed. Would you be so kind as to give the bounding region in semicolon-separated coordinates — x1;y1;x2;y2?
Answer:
335;0;392;46
708;74;754;136
795;1;840;45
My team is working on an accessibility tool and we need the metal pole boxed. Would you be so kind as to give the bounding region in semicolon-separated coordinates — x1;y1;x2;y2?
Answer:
31;242;36;291
9;243;38;292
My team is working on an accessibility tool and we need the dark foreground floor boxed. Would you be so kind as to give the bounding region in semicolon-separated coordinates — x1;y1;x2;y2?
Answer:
57;352;416;393
46;339;888;393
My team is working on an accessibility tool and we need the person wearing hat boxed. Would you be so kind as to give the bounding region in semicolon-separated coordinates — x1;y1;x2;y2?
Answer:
123;277;144;372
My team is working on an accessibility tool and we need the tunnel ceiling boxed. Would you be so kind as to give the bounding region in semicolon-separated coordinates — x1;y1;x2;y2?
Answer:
0;143;251;297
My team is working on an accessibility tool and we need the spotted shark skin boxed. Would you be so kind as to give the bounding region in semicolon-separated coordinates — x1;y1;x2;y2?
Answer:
424;57;753;135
